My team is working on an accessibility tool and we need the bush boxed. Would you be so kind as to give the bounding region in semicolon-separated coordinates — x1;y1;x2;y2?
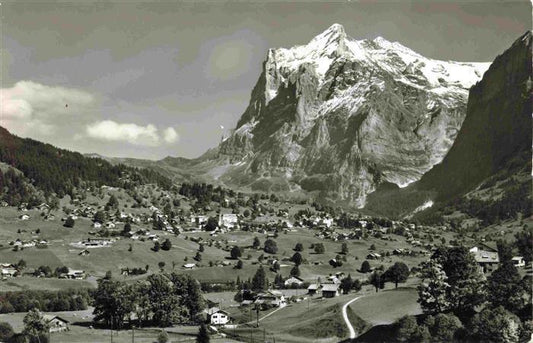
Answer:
157;330;169;343
0;322;14;341
264;239;278;254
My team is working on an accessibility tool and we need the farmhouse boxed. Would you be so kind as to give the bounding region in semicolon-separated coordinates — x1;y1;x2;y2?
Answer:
206;307;231;325
512;256;525;268
321;283;340;298
19;214;30;220
219;213;238;228
470;247;499;273
1;263;17;278
307;283;321;295
284;276;304;287
255;290;286;308
43;315;69;333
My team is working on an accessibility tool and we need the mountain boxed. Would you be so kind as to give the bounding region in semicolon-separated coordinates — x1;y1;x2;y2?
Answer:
188;24;489;206
0;126;172;204
365;31;532;218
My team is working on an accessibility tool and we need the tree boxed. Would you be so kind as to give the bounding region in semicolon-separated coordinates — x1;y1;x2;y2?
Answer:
290;265;300;277
161;239;172;251
291;252;303;266
432;246;486;317
313;243;325;254
152;241;161;252
417;260;450;315
341;242;349;255
340;275;354;294
157;330;169;343
487;261;528;315
395;315;430;343
360;260;371;273
94;210;106;223
368;271;384;292
194;252;202;262
196;323;210;343
123;222;131;234
158;261;166;271
469;306;521;343
230;246;242;259
251;266;268;291
106;194;119;211
0;322;14;341
235;260;243;269
204;217;218;231
92;278;134;329
64;216;75;228
515;228;532;262
496;239;513;264
23;309;50;343
252;237;261;249
294;243;304;252
264;239;278;254
384;262;410;288
429;313;462;343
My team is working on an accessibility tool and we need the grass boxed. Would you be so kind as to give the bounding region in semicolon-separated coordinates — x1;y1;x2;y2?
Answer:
348;287;422;326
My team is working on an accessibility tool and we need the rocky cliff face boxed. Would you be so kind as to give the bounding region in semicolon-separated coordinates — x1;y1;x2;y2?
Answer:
415;31;532;200
211;24;490;206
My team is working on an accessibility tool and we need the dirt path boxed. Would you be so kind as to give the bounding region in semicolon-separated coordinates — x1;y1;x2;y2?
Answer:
342;296;363;339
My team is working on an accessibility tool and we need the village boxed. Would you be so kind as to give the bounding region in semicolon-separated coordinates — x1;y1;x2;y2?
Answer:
1;180;530;342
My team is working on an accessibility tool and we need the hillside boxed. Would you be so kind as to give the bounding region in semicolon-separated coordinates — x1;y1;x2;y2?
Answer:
0;126;172;205
365;31;532;220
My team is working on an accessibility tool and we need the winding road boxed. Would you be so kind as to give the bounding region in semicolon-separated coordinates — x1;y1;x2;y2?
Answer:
342;296;363;339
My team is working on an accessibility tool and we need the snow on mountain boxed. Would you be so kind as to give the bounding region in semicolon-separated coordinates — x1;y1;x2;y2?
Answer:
203;24;491;206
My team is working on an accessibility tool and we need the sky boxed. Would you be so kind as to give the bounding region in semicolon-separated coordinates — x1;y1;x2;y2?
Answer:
1;1;531;160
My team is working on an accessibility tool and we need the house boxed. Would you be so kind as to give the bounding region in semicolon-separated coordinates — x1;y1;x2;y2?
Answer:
321;283;340;298
78;249;90;256
191;215;209;226
255;290;286;308
206;307;231;325
67;269;86;279
307;283;321;295
92;222;102;229
183;263;196;269
19;214;30;221
512;256;525;268
284;276;304;287
366;252;381;260
219;213;238;228
470;247;499;273
43;315;69;333
105;222;116;229
1;264;17;278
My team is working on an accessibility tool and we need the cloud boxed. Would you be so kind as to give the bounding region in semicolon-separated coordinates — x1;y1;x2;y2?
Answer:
205;38;254;80
162;127;179;143
1;81;95;136
86;120;179;147
86;120;160;146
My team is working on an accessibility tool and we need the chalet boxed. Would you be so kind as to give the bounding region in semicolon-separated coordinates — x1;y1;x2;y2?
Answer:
366;253;381;260
183;263;196;269
1;264;17;278
321;283;340;298
105;222;116;229
67;269;86;279
191;215;209;226
206;307;231;325
470;247;499;273
307;283;321;295
284;276;304;287
78;249;90;256
19;214;30;221
219;213;238;228
92;222;102;229
512;256;525;268
254;290;286;308
43;315;69;333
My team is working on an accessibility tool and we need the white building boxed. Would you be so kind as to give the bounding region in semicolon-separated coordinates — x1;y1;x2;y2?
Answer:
206;308;230;325
219;213;238;228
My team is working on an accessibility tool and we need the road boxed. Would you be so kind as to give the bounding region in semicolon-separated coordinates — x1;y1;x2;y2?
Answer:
342;296;363;339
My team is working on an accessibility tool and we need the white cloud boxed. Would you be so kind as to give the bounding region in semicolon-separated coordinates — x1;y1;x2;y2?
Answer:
1;81;95;136
86;120;161;147
163;127;179;143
